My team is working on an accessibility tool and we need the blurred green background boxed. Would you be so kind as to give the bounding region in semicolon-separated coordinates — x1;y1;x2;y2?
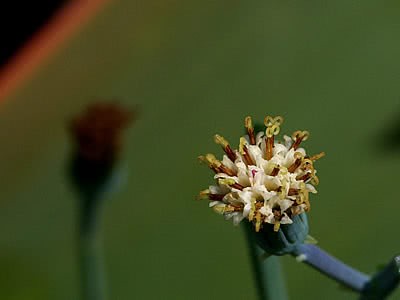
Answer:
1;1;400;299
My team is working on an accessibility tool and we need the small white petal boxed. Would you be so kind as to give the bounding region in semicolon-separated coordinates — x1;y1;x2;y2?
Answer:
306;184;317;194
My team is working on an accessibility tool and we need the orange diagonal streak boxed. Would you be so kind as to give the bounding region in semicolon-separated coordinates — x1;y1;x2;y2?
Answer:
0;0;113;102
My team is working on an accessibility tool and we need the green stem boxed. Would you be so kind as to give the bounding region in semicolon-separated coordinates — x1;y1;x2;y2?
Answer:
243;223;289;300
79;195;106;300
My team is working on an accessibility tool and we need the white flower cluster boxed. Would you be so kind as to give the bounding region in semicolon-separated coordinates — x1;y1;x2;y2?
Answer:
198;116;324;232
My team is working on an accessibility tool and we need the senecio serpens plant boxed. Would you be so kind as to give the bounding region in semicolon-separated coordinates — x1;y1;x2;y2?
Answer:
198;115;400;300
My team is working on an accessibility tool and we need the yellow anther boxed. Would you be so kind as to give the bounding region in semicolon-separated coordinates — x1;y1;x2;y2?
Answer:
264;115;284;127
218;178;236;186
292;130;309;140
214;134;229;148
197;189;210;200
291;130;302;140
212;204;227;214
245;116;253;130
239;137;247;155
273;116;284;126
205;153;221;167
245;116;256;145
266;124;280;137
264;116;274;127
301;159;314;171
294;152;305;160
302;131;310;141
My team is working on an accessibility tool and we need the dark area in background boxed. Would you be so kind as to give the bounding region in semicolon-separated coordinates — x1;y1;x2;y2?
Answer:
381;110;400;152
0;1;67;67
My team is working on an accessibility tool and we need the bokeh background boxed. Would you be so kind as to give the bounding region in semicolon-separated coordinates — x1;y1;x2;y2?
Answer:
1;1;400;299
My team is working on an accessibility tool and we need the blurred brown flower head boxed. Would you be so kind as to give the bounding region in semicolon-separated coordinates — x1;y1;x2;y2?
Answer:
70;103;134;164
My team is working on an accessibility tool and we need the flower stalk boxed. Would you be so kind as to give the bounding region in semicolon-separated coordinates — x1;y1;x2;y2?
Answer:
78;192;106;300
243;222;288;300
291;244;369;292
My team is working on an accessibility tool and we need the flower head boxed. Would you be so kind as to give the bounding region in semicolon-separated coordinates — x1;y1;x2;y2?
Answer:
70;102;134;164
198;115;324;233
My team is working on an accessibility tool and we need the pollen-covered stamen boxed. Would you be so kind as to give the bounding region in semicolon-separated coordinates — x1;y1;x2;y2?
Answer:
197;189;210;200
288;152;304;173
218;178;245;191
198;155;220;173
197;189;226;201
245;116;256;145
202;153;236;176
213;204;242;214
239;137;255;165
264;116;283;160
291;130;309;150
310;151;325;161
214;134;236;162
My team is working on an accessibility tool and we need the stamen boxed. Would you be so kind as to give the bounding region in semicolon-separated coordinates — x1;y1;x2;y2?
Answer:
209;193;226;201
218;178;236;186
244;116;256;145
226;204;243;212
218;165;236;177
214;134;236;161
301;158;314;172
231;183;244;190
197;189;210;200
198;155;220;173
288;188;299;196
288;152;304;173
296;172;312;182
290;130;309;150
265;135;274;160
239;137;255;165
310;151;325;161
212;204;227;214
218;177;245;190
270;166;280;176
264;115;283;160
202;153;236;176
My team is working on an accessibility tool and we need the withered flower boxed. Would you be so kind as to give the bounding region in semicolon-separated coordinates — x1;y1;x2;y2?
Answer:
69;102;135;197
